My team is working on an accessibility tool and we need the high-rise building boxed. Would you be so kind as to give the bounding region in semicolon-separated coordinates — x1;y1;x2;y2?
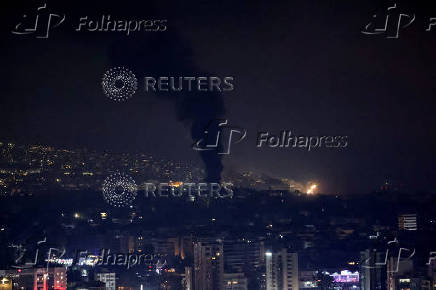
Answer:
0;267;67;290
180;236;194;260
431;272;436;290
194;240;224;290
223;238;265;273
183;267;193;290
118;234;136;253
162;235;194;259
360;249;387;290
150;237;177;257
427;254;436;288
387;255;415;290
398;214;418;231
265;249;299;290
95;272;116;290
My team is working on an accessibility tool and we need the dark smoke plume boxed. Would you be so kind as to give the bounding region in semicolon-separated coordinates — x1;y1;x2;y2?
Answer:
108;31;225;182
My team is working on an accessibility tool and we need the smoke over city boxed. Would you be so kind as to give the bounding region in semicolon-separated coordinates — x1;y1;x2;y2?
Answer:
107;32;225;182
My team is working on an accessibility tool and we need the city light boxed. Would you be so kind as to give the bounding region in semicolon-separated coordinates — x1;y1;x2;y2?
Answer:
168;181;183;187
330;270;359;283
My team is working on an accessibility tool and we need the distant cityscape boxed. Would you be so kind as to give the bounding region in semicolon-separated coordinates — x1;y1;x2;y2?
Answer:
0;141;435;290
0;140;303;197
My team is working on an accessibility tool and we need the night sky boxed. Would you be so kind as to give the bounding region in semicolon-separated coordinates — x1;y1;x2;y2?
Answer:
1;0;435;194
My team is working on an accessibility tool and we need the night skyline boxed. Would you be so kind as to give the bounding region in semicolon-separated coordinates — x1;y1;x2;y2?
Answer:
1;2;436;289
1;1;435;194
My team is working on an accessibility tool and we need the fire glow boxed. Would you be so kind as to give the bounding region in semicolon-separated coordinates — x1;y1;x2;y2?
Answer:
306;184;318;195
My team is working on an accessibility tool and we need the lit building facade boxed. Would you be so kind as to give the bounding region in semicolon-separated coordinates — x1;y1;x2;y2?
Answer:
223;273;248;290
194;240;224;290
266;249;299;290
95;272;116;290
0;267;66;290
398;214;418;231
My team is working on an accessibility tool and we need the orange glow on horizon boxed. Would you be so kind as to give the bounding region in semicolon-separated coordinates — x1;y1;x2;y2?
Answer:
306;184;318;195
